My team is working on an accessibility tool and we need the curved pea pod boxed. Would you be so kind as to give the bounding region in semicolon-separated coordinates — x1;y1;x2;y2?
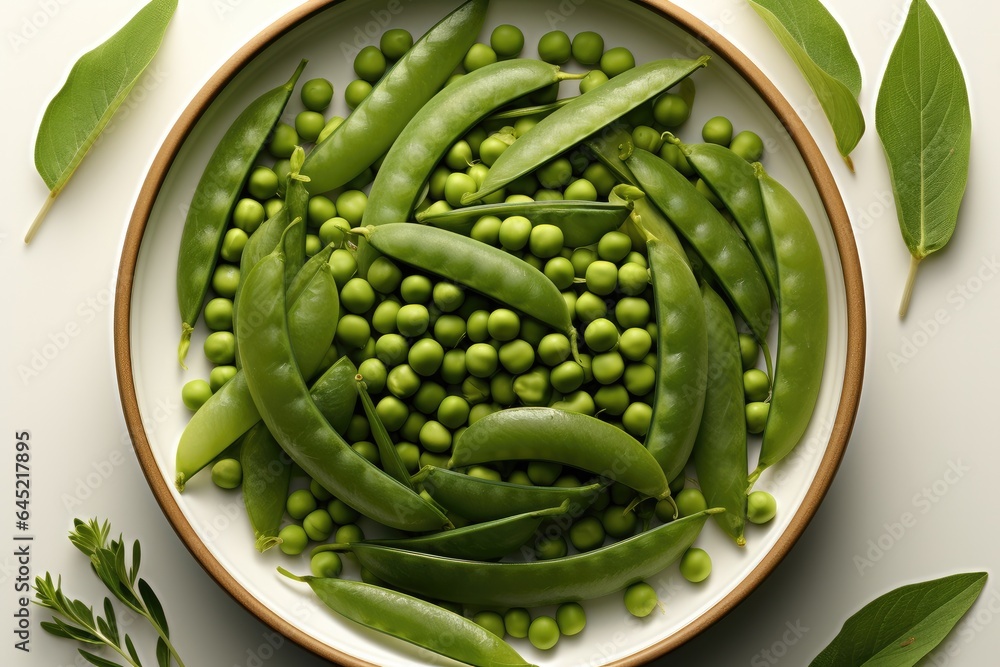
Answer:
643;239;708;485
281;147;310;288
486;97;576;122
676;138;779;296
301;0;488;194
331;509;720;607
240;423;291;553
627;148;773;356
694;283;748;546
324;503;570;562
414;466;603;524
279;570;536;667
356;377;413;490
463;56;710;203
748;164;828;489
417;200;631;248
175;245;339;489
450;407;671;500
176;59;305;367
584;123;639;187
356;224;579;354
359;59;580;275
238;249;449;532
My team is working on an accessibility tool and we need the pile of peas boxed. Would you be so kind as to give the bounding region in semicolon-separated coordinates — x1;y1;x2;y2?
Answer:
178;16;783;656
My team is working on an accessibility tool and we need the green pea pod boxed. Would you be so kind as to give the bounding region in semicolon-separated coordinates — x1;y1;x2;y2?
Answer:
676;138;779;296
323;502;570;562
417;200;631;248
176;59;305;367
414;466;603;524
643;238;708;485
450;407;670;500
584;123;639;187
627;148;773;362
282;147;310;289
175;244;339;489
279;570;536;667
356;224;579;354
694;283;748;546
463;57;710;204
748;164;828;489
486;97;576;121
329;509;720;607
301;0;489;194
611;184;686;263
359;59;579;275
240;423;292;553
310;356;360;436
356;376;414;490
237;248;449;532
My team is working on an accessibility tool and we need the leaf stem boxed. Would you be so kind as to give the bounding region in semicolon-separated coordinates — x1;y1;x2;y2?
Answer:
899;255;922;318
25;191;57;244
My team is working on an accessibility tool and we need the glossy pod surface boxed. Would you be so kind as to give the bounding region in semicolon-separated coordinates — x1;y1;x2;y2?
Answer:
343;510;719;607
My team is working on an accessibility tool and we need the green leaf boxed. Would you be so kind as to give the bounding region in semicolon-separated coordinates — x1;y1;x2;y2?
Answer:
810;572;987;666
101;598;120;647
156;637;171;667
748;0;865;165
138;579;169;635
79;648;129;667
875;0;972;318
26;0;177;243
125;635;142;666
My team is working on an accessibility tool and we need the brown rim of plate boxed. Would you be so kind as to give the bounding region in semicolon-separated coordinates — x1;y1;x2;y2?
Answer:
114;0;866;665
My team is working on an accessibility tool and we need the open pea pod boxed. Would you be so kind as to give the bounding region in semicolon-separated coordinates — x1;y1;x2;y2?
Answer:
414;466;603;524
328;510;720;607
417;200;631;248
280;570;536;667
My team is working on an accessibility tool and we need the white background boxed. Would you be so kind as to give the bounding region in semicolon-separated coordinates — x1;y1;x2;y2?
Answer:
2;1;998;666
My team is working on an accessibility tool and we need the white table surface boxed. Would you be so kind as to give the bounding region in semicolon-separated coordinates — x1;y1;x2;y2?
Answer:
3;0;998;665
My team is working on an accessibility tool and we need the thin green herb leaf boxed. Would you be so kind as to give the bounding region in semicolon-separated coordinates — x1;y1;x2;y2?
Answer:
156;638;171;667
748;0;865;167
26;0;177;243
79;649;129;667
876;0;972;318
125;635;142;667
810;572;987;666
138;579;169;635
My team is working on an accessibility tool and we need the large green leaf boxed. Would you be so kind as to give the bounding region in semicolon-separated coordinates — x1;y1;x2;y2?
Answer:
749;0;865;165
810;572;987;666
876;0;972;317
27;0;177;243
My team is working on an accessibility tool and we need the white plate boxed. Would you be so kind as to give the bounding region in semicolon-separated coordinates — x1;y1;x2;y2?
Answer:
115;1;865;665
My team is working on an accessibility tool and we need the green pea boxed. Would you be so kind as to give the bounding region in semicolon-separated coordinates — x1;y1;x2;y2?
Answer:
556;602;587;637
586;261;618;296
624;582;658;618
702;115;734;146
534;333;569;366
747;490;778;524
346;414;371;443
622;402;653;438
413;382;448;416
372;335;406;369
504;608;531;639
527;224;564;259
617;263;649;297
680;547;712;583
268;122;298;159
569;516;606;552
345;78;373;108
335;315;369;350
300;77;333;112
497;216;531;251
446;140;474;171
376;396;410;432
304;234;322;257
247;166;278;201
356;359;386;395
310;551;343;579
303;509;334;542
624;363;657;397
352;440;380;465
486;309;520;342
594;384;630;416
536;157;573;189
278;525;308;556
601;504;637;538
208;458;241;490
746;402;770;435
338;278;374;315
597;231;632;263
550;362;586;395
208;365;237;393
535;534;567;560
394;442;421;474
286;488;317;520
616;328;651;363
467;610;505;640
601;46;635;77
293;110;325;144
380;28;413;61
203;331;235;365
465;343;499;378
615;297;651;328
317;116;345;143
386;364;420;399
527;461;562;486
203;298;234;332
675;488;708;517
329;248;358;288
570;247;597;278
479;135;511;166
528;616;560;651
335;190;367;226
499;340;535;375
326;498;359;526
419;420;452;453
563;178;598;202
211;264;240;299
353;45;386;82
653;92;692;127
336;523;365;545
464;42;498;71
506;470;533;486
468;401;500;425
575;291;608;324
584;318;619;353
409;339;444;377
398;412;427;444
490;24;524;59
465;310;490;343
366;257;402;295
309;479;333;502
580;69;609;93
730;130;765;162
739;333;760;370
488;372;515;406
538;30;571;65
435;395;469;430
592;351;625;385
632;125;664;154
659;142;696;177
263;197;284;219
571;31;604;65
232;199;265;235
744;369;771;403
396;304;430;337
